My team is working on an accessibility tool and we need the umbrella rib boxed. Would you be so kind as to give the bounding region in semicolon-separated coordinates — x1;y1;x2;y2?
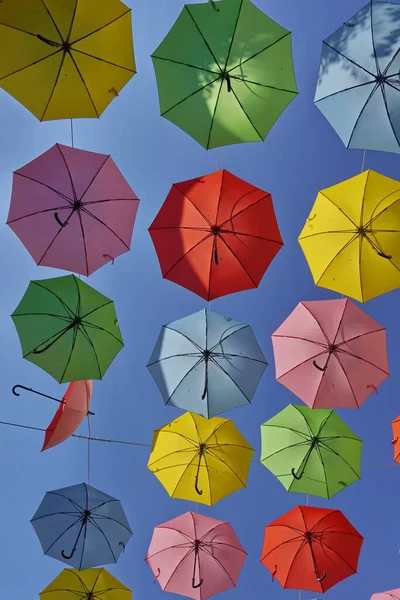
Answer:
317;440;360;482
151;55;221;76
147;352;202;367
380;82;400;147
162;235;212;280
173;183;213;227
37;209;76;266
205;447;247;487
91;514;133;534
0;49;62;82
230;73;297;94
200;545;237;586
301;302;335;345
335;345;389;375
31;510;81;521
333;352;360;408
206;72;225;149
185;5;224;71
22;324;75;358
162;547;195;591
370;0;381;77
67;49;99;117
89;518;117;563
43;516;83;554
47;490;85;512
10;171;73;204
208;356;251;402
218;234;258;286
230;86;264;140
163;325;204;353
60;322;79;383
57;143;78;202
272;333;327;348
80;300;113;321
71;9;132;46
90;568;103;596
314;537;359;574
80;205;131;251
71;47;136;74
208;324;249;353
65;0;79;44
321;41;377;81
7;203;74;225
39;0;65;43
226;31;292;77
314;78;376;104
164;357;205;405
314;235;359;288
76;207;90;274
40;51;68;121
66;566;91;593
160;77;223;117
79;323;103;379
348;83;380;149
212;352;267;365
79;155;110;202
218;192;271;229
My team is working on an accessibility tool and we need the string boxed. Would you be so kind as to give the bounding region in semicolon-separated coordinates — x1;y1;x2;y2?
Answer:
0;419;151;446
361;149;366;172
70;119;74;148
208;147;221;311
87;413;91;485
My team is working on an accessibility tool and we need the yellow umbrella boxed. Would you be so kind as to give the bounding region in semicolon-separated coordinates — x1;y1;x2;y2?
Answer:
0;0;135;120
298;169;400;302
147;411;254;506
40;568;131;600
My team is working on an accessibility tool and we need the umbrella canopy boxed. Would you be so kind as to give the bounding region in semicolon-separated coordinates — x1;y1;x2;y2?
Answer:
11;274;124;383
260;404;362;499
271;298;389;408
145;511;247;600
152;0;297;149
314;1;400;154
42;380;93;451
391;416;400;463
40;568;132;600
147;308;267;418
149;169;283;300
147;411;254;506
0;0;135;120
260;505;363;592
31;482;132;570
7;143;139;276
298;170;400;302
371;590;400;600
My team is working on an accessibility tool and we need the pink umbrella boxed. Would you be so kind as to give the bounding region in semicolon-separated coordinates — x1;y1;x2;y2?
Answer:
145;511;247;600
42;380;93;451
271;298;389;409
371;591;400;600
7;144;139;276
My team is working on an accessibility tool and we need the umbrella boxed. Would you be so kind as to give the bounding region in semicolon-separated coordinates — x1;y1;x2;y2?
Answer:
271;297;389;408
147;308;267;418
260;404;362;498
147;411;254;506
314;1;400;154
260;505;363;592
11;274;124;383
391;416;400;463
298;170;400;301
371;590;400;600
149;169;283;300
152;0;298;149
12;381;93;451
40;568;132;600
31;482;132;570
7;143;140;276
145;511;247;600
0;0;135;120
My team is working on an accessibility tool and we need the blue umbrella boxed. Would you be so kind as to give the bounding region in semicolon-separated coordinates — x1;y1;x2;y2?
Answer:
31;483;132;570
147;308;267;418
314;1;400;154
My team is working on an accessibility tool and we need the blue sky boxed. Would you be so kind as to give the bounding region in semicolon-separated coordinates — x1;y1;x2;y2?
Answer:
0;0;400;598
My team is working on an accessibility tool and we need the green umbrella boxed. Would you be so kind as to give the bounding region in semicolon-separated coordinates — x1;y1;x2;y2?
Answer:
152;0;298;149
260;404;362;499
12;275;123;383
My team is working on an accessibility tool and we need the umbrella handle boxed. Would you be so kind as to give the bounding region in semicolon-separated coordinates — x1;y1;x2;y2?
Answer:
367;384;378;395
312;360;326;372
291;467;303;480
61;548;76;560
209;0;219;10
192;578;203;589
37;34;60;47
195;479;203;495
376;249;392;259
55;212;67;227
316;570;327;582
103;254;115;265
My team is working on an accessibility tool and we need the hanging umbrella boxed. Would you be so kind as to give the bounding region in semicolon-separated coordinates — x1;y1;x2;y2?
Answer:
391;416;400;463
152;0;297;149
260;404;362;498
271;297;389;408
147;411;254;506
149;169;283;300
31;482;132;570
147;308;267;418
11;274;124;383
0;0;135;120
12;381;93;451
260;505;363;592
371;590;400;600
314;1;400;154
7;143;140;276
298;170;400;301
145;511;247;600
40;568;132;600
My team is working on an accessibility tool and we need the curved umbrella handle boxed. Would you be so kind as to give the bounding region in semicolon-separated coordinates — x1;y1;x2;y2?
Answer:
61;548;76;560
313;360;326;372
103;254;115;265
192;578;203;589
367;384;378;395
291;467;303;480
54;212;67;227
153;568;160;583
391;438;398;445
376;249;392;259
316;570;327;582
195;479;203;496
12;385;27;396
209;0;219;10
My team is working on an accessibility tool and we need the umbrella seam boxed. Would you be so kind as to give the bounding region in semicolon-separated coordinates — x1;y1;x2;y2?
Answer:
185;5;224;72
71;47;136;74
71;9;132;47
40;52;68;121
66;50;99;117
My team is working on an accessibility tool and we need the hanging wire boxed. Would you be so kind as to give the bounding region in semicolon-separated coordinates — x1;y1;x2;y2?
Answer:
70;119;74;148
361;149;366;172
87;413;91;485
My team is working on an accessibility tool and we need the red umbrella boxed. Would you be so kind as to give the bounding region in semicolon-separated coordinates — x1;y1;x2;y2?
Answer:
7;144;139;276
149;170;283;301
260;505;363;593
271;298;389;408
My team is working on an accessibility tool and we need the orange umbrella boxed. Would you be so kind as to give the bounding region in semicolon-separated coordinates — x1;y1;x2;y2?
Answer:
12;382;93;451
391;416;400;463
260;505;363;593
149;170;283;301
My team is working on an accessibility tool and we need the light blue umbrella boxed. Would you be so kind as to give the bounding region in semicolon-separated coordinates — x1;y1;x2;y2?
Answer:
147;308;267;418
31;483;132;570
314;1;400;154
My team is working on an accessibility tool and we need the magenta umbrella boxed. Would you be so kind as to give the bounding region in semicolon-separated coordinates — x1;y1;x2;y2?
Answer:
271;298;389;409
145;511;247;600
7;144;139;276
371;591;400;600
